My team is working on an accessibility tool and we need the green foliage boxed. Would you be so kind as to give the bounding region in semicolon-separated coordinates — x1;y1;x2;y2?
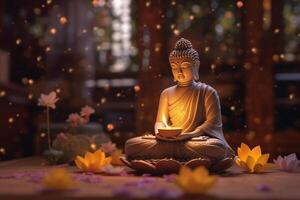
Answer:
52;133;109;163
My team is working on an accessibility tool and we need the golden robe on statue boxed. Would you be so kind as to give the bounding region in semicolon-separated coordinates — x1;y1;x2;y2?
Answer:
125;82;233;162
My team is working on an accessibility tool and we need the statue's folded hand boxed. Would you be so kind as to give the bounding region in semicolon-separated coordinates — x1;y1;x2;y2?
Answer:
155;132;206;142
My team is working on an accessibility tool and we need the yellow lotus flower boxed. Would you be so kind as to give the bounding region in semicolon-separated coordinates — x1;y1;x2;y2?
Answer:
75;149;112;173
176;166;218;194
236;143;269;173
111;149;125;166
43;168;75;190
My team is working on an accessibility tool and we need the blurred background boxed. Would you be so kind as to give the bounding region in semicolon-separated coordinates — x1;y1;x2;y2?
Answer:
0;0;299;161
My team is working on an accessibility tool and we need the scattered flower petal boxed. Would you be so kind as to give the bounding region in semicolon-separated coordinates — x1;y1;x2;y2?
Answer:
74;174;102;184
256;184;272;192
144;188;183;198
29;171;46;183
137;177;157;188
112;186;133;198
163;174;177;182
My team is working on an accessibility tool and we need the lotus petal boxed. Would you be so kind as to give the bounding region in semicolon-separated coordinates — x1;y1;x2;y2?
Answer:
257;154;269;166
185;158;211;169
246;156;256;172
250;146;262;160
239;143;251;161
156;159;181;174
131;160;156;174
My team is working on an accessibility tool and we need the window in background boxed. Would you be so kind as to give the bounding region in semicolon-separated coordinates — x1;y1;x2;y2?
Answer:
283;0;300;61
274;0;300;133
92;0;138;73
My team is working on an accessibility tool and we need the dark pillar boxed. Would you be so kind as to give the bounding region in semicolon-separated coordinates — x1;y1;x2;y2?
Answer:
135;0;168;134
244;0;274;145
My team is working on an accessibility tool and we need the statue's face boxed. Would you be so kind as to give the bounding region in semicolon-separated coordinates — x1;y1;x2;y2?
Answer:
170;58;197;83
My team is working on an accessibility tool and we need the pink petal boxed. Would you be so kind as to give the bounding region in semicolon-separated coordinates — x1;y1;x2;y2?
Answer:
286;160;297;171
285;153;297;163
281;159;287;170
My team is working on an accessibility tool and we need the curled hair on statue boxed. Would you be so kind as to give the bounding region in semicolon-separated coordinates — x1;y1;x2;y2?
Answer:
169;38;199;63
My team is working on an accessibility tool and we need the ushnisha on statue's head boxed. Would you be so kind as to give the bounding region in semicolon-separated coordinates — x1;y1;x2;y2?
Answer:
169;38;200;85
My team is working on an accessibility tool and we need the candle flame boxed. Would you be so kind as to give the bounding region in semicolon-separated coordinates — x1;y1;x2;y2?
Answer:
162;115;170;128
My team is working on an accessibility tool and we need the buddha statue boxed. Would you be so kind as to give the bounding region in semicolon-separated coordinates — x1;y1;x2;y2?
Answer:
122;38;235;174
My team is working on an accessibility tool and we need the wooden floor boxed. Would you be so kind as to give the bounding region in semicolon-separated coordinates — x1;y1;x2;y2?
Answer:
0;157;299;200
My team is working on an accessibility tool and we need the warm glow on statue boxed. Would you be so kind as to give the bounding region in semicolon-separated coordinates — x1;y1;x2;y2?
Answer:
122;38;235;174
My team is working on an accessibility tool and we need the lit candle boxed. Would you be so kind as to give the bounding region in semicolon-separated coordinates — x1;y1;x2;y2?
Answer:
158;115;182;137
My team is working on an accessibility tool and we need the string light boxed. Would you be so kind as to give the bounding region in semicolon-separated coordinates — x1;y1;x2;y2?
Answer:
134;85;141;92
90;143;97;150
50;28;57;35
0;91;6;97
28;94;34;100
173;29;180;36
8;117;14;123
0;148;5;154
16;38;22;45
101;97;107;104
289;93;295;100
107;123;114;131
28;79;34;85
236;1;244;8
59;16;68;25
230;106;236;111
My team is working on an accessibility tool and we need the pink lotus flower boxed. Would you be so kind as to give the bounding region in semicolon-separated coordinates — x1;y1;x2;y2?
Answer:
273;153;300;172
101;141;116;154
80;106;95;118
66;113;87;127
38;91;59;109
101;164;125;175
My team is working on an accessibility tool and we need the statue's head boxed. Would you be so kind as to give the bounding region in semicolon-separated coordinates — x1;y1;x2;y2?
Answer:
169;38;200;84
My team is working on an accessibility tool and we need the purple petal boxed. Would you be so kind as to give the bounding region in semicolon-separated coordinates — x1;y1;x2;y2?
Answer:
163;174;176;182
74;174;102;184
144;188;183;198
123;181;138;187
285;153;297;163
137;177;157;187
256;184;272;192
28;171;47;183
112;186;133;198
281;159;287;170
286;160;298;171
